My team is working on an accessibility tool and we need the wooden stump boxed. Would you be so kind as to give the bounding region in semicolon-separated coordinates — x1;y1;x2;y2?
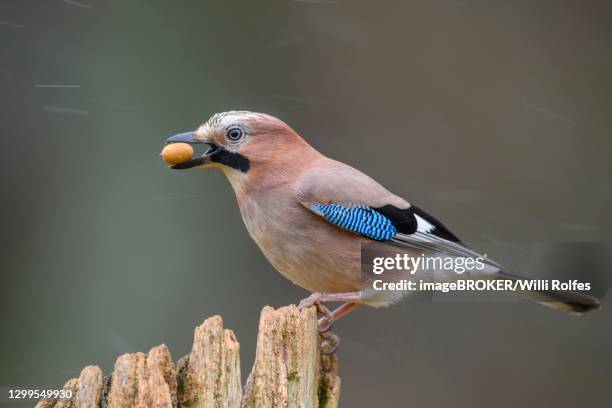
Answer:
36;305;340;408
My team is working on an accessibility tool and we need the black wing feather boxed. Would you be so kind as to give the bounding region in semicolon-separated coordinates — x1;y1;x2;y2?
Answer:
374;204;464;245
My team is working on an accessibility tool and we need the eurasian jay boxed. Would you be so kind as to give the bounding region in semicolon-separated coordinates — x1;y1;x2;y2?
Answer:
165;111;599;351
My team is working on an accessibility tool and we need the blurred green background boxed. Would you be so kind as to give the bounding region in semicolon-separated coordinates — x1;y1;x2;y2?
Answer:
1;1;611;407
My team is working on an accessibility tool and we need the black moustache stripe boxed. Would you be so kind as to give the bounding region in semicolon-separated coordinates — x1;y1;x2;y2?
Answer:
211;149;250;173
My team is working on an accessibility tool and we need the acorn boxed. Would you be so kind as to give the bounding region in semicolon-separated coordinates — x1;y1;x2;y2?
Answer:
161;143;194;165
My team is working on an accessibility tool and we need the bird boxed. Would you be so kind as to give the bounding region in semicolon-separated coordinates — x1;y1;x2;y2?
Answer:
165;111;599;351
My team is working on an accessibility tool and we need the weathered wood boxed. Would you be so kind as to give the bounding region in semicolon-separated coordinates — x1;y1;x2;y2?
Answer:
177;316;241;408
318;355;341;408
106;344;177;408
35;306;341;408
76;366;104;408
242;305;322;408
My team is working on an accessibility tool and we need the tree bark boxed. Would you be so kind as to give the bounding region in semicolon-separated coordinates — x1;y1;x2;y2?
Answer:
35;305;340;408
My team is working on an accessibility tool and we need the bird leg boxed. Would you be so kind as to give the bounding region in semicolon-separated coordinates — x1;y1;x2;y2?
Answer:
298;292;363;329
318;302;361;332
298;291;363;309
298;292;363;354
318;304;361;354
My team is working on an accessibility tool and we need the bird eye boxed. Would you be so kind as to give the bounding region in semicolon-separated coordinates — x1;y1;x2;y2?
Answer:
226;127;244;142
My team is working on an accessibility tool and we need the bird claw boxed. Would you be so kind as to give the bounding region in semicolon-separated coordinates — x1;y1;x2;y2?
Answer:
320;331;340;355
298;293;342;353
298;293;322;310
318;316;335;333
299;294;336;332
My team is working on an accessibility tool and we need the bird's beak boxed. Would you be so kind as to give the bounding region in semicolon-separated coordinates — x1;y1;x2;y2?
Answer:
166;131;197;144
165;131;219;170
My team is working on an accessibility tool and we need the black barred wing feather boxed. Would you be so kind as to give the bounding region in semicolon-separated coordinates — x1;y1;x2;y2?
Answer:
308;201;501;269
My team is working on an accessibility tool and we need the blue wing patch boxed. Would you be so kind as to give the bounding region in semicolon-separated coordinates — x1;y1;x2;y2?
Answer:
311;203;397;241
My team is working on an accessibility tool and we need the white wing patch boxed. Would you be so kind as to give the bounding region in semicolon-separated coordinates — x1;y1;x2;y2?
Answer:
415;214;435;233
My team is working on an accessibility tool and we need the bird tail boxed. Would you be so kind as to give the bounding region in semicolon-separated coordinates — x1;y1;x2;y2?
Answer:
498;270;600;314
